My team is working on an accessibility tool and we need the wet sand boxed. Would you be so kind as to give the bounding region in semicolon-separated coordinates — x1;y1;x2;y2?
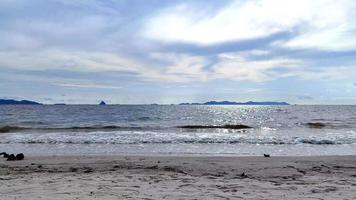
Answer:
1;155;356;199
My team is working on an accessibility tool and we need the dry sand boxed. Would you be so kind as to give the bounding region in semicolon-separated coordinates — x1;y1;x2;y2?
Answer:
1;155;356;199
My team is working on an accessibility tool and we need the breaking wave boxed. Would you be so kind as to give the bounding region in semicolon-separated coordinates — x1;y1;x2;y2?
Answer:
177;124;252;129
0;134;352;145
0;124;253;133
0;125;153;133
0;126;25;133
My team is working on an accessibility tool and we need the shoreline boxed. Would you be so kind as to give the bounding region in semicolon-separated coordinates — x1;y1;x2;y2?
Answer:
1;155;356;199
2;143;356;157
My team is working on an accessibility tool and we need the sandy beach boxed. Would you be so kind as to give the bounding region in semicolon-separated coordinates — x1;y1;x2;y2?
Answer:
0;155;355;199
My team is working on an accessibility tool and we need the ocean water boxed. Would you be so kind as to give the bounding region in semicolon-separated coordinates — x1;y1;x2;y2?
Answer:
1;105;356;156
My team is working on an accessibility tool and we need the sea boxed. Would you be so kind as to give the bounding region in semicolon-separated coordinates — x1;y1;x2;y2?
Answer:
1;105;356;156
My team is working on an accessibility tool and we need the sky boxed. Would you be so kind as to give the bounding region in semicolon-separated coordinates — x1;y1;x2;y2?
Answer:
0;0;356;104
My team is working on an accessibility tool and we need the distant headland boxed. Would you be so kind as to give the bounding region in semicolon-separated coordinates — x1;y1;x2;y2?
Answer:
0;99;42;105
0;99;289;106
179;101;289;106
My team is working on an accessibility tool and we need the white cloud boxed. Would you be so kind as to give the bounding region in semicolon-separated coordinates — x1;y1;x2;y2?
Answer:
0;31;43;50
0;50;207;83
0;50;181;83
210;51;356;82
212;53;301;81
144;0;356;50
284;1;356;50
2;49;354;84
150;53;209;81
54;83;123;89
288;66;356;80
0;50;142;72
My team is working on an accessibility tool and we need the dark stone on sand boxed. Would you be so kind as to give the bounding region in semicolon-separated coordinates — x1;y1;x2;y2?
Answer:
83;167;93;173
16;153;24;160
6;154;16;161
240;172;247;178
69;167;78;172
178;124;252;129
162;166;186;174
264;154;270;157
0;152;9;158
147;165;158;169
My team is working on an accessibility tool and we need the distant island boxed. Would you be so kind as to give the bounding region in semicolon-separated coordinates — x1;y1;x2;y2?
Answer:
179;101;289;106
0;99;42;105
0;99;289;106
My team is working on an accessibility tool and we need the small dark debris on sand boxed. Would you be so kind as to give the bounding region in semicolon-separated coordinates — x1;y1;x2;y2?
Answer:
264;154;270;158
0;152;9;158
1;152;25;161
7;154;16;161
83;168;93;173
16;153;24;160
69;167;78;172
147;165;158;170
240;172;248;178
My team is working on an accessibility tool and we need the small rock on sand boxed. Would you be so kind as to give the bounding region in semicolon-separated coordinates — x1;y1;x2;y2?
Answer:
16;153;24;160
6;154;16;161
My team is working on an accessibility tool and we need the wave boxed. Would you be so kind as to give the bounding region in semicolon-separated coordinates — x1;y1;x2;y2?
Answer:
0;124;253;133
304;122;329;129
0;126;25;133
0;125;148;133
301;122;350;129
0;137;349;145
177;124;252;129
297;139;336;145
2;122;352;133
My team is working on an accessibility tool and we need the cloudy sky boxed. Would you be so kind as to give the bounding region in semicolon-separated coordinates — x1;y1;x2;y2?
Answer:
1;0;356;104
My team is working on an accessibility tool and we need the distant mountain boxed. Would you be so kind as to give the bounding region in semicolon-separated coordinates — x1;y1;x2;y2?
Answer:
0;99;42;105
180;101;289;106
99;101;107;105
